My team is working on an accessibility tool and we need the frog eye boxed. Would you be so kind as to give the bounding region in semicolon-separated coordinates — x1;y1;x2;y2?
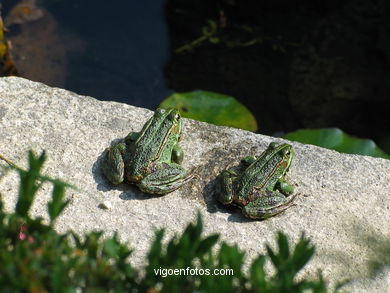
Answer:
284;147;293;157
158;108;166;114
169;110;180;121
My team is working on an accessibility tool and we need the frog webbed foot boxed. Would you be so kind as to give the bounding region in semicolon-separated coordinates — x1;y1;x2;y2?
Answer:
137;163;194;195
242;191;297;220
102;143;126;184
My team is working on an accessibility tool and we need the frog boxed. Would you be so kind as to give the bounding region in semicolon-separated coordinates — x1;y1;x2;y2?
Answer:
217;142;297;219
101;108;194;194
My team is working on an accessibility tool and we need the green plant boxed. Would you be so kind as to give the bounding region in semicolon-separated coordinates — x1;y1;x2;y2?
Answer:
160;90;258;132
144;217;327;293
0;151;333;292
0;151;137;291
175;20;219;54
283;128;389;159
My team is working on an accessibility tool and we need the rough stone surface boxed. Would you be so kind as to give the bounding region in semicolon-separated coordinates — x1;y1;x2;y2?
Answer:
0;77;389;292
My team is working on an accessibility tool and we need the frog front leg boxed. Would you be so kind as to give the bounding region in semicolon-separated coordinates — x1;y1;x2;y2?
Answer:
124;131;139;144
241;156;258;166
242;191;297;219
102;142;127;184
137;163;194;194
276;178;294;195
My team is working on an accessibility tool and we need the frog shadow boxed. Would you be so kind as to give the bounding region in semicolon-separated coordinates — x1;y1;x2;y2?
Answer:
201;174;256;224
92;142;163;201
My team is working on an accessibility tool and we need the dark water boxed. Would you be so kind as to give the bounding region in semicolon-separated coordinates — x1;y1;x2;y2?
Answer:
2;0;172;108
51;0;172;109
2;0;389;152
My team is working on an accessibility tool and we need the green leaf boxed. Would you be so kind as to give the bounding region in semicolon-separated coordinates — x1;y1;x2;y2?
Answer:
84;231;103;258
48;183;70;224
283;128;389;159
298;272;328;293
265;244;279;268
218;243;245;274
147;228;164;266
196;234;219;255
103;236;121;257
15;151;46;217
159;90;258;131
250;255;267;291
71;231;82;248
166;235;180;264
290;234;315;274
277;232;290;259
180;212;202;245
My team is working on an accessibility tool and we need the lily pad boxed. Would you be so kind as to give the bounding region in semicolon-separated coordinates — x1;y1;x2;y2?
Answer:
159;91;258;132
283;128;389;159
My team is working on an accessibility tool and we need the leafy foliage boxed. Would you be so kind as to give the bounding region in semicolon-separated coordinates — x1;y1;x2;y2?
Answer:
141;214;327;293
283;128;389;159
0;151;137;291
0;150;332;292
160;90;258;132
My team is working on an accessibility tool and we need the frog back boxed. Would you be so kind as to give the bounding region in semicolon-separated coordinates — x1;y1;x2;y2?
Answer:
237;146;290;199
126;110;181;180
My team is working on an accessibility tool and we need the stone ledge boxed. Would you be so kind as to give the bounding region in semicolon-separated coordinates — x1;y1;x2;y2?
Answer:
1;77;389;292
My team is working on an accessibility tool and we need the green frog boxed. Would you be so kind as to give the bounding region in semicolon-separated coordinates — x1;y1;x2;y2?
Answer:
217;142;297;219
102;108;194;194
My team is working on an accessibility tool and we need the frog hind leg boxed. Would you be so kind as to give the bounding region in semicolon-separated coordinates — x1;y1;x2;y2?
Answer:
242;191;297;220
172;143;184;164
217;168;239;205
137;163;194;195
102;143;126;184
